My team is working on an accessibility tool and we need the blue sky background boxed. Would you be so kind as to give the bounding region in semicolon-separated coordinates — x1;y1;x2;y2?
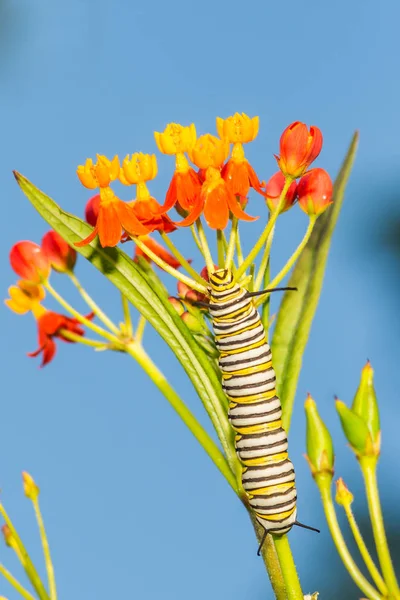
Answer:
1;0;400;598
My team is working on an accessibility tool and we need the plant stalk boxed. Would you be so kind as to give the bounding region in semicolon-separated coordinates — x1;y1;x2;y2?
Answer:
360;457;399;597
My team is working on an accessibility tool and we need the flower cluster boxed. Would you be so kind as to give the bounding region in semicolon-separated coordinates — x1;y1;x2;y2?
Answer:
6;234;93;367
7;113;334;368
75;114;333;249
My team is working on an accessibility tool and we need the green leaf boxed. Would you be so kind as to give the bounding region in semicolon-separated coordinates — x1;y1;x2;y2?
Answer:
14;172;237;472
271;132;359;432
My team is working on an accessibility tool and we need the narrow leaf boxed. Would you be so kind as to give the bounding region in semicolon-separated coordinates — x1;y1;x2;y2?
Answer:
271;132;359;432
14;172;237;472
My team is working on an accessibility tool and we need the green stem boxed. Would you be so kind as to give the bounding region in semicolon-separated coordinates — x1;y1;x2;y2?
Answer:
0;564;36;600
44;281;118;345
32;497;57;600
342;503;388;596
68;272;120;335
255;217;317;306
216;230;225;268
135;315;147;344
254;225;275;292
196;219;215;274
190;224;204;256
160;232;206;285
273;535;303;600
318;478;382;600
125;343;239;494
235;224;244;267
121;293;133;339
235;177;293;281
261;258;271;335
132;235;207;294
248;513;286;600
0;504;50;600
225;217;238;270
360;457;399;597
58;329;109;349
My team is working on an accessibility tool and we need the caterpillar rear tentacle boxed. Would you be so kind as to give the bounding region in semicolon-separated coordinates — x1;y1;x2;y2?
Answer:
207;268;318;553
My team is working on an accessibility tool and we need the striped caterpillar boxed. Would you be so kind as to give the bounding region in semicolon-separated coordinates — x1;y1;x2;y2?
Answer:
207;268;318;552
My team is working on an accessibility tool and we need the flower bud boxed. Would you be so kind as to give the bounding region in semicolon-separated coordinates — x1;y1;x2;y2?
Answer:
22;471;40;500
297;168;333;216
352;361;380;441
181;311;205;334
335;478;354;507
264;171;297;213
276;121;322;178
41;231;77;273
85;194;100;226
177;280;207;304
305;394;334;480
335;399;377;457
9;241;51;283
168;296;185;316
2;524;13;546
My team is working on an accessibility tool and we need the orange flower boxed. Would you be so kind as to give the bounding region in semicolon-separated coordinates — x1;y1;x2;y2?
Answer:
276;121;323;179
9;241;51;283
41;231;77;273
264;171;298;213
134;235;182;269
217;113;263;197
154;124;202;219
76;155;149;248
297;168;333;216
5;280;45;314
185;135;257;229
28;310;94;367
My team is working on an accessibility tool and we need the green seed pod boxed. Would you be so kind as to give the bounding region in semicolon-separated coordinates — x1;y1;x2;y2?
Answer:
305;394;334;479
336;399;373;456
352;361;380;440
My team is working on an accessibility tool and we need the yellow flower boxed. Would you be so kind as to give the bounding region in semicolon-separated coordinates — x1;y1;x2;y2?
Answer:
120;153;158;185
77;155;120;189
216;112;259;144
154;123;197;155
189;134;229;169
5;280;45;314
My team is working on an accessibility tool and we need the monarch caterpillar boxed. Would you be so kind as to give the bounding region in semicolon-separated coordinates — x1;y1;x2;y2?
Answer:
207;268;318;552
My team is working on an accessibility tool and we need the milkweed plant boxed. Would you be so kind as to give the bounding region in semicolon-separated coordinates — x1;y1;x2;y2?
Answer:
2;114;397;600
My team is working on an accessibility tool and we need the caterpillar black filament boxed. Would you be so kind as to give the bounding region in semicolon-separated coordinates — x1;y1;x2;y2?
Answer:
207;268;318;548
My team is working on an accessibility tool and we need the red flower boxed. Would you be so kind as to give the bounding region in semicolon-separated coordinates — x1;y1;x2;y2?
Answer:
41;231;77;273
264;171;298;213
85;194;100;226
10;241;51;283
134;235;182;269
296;168;333;216
276;121;323;179
131;195;176;234
28;310;94;367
